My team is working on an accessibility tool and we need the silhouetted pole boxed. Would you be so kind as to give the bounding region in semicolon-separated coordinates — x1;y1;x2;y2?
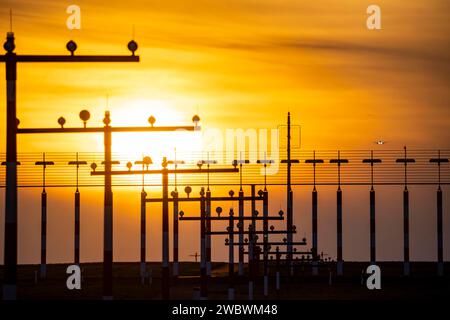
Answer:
75;189;80;264
336;188;342;271
238;189;245;276
167;156;184;279
249;184;256;300
306;152;323;275
103;112;113;299
363;152;381;265
172;190;179;278
233;157;248;277
256;156;272;294
228;208;235;300
286;112;293;276
200;158;216;277
430;152;448;276
1;32;139;300
161;158;170;299
403;189;410;275
206;189;212;276
263;189;269;297
330;153;348;276
200;187;207;299
396;147;415;276
437;187;443;275
135;156;151;281
40;183;47;279
370;190;376;266
68;153;87;265
140;189;147;280
3;32;18;300
35;153;54;279
248;223;254;300
281;112;300;276
312;188;318;275
275;246;281;293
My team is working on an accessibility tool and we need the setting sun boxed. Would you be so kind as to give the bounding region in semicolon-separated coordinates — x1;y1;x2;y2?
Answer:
90;98;204;165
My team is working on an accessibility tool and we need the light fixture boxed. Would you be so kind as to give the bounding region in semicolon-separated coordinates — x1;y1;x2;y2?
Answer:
126;162;132;171
184;186;192;198
58;117;66;128
79;110;90;128
148;116;155;127
66;40;77;56
4;32;15;53
127;40;138;56
103;111;111;126
143;156;152;166
192;114;200;128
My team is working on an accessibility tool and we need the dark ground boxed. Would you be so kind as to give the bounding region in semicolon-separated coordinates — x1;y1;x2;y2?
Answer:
0;262;449;300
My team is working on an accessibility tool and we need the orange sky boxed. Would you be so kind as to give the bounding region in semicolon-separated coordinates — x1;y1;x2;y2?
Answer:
0;0;448;152
0;0;449;263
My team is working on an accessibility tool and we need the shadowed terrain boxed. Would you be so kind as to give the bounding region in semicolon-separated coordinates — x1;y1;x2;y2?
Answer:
1;262;448;300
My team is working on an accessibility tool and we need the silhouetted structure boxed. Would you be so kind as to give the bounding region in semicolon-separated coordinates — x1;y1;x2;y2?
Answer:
0;32;139;300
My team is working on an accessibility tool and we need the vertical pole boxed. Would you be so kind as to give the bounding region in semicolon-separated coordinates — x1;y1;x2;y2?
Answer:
287;112;294;276
238;189;244;276
228;209;235;300
103;111;113;300
336;188;343;275
74;190;80;264
248;185;256;299
437;187;443;276
140;189;147;280
368;151;377;266
312;188;318;275
336;151;344;276
40;188;47;279
263;190;269;297
206;190;212;276
431;153;444;276
248;224;254;300
402;147;410;276
173;190;179;278
74;153;81;265
3;32;18;300
161;160;170;300
370;188;376;265
275;246;281;292
200;189;207;299
251;185;256;236
403;188;410;276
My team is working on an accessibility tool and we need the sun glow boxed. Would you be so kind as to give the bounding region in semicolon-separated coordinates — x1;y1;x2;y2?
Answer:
93;99;203;166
